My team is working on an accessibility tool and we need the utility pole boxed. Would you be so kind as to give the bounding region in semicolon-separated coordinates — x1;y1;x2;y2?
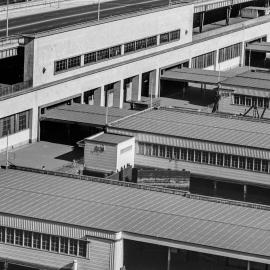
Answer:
97;0;101;21
6;0;9;37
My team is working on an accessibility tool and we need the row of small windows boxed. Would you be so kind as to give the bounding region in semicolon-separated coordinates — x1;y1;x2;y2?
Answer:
0;110;30;138
218;43;241;63
0;48;17;59
138;142;270;174
191;51;216;69
0;226;88;258
234;94;270;108
55;29;181;73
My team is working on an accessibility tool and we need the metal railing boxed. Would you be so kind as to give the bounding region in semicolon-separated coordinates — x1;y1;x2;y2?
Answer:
0;80;32;98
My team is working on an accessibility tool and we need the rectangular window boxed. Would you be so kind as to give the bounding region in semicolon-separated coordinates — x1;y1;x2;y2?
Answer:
6;228;14;244
217;154;223;166
160;33;169;44
15;229;23;246
84;52;97;64
240;96;245;105
224;155;231;167
138;143;144;155
195;150;201;163
51;236;59;252
254;159;261;171
78;241;87;257
262;160;269;173
174;147;180;160
180;148;187;160
55;59;68;72
145;144;152;156
97;49;109;61
109;46;121;58
42;234;50;251
231;156;238;168
33;232;41;249
0;227;5;243
239;157;246;169
192;51;216;69
159;145;165;157
136;39;147;50
60;237;69;254
68;56;81;69
24;231;32;247
170;30;180;41
218;43;241;63
188;149;194;162
247;158;253;170
209;153;216;165
18;111;27;131
2;117;11;136
124;42;135;53
153;144;158;156
246;97;252;106
202;151;209;164
146;36;157;47
69;239;78;255
234;95;240;105
166;146;173;159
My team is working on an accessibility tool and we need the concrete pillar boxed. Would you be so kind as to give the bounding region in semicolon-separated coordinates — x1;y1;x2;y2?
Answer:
149;70;157;98
114;236;124;270
215;49;219;71
94;87;102;106
226;6;232;26
154;69;160;98
213;181;217;196
119;80;124;109
244;184;247;201
131;75;142;101
199;12;205;33
240;42;245;67
247;261;250;270
100;86;105;107
113;81;123;108
167;247;171;270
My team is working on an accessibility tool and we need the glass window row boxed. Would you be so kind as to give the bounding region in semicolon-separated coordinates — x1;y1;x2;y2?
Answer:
138;142;270;174
0;226;88;258
234;94;269;108
191;51;216;69
55;29;180;73
0;110;30;138
219;43;241;63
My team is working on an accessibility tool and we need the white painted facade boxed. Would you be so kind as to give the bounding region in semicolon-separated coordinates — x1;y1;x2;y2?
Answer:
1;5;270;151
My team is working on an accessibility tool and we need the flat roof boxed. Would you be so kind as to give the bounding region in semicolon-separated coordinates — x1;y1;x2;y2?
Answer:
1;168;270;261
246;42;270;53
221;71;270;91
86;133;133;145
40;104;136;127
109;108;270;151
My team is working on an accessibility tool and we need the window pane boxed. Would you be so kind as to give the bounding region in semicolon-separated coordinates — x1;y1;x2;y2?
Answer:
160;33;169;44
146;36;157;47
0;227;5;243
135;39;147;50
24;231;32;247
109;46;121;58
188;150;194;161
33;232;41;249
51;236;59;252
6;228;14;244
124;42;135;53
153;144;158;156
42;234;50;251
202;151;209;164
78;241;87;257
60;237;69;254
69;239;78;255
195;150;201;162
55;59;67;72
97;49;109;61
159;145;165;157
68;56;81;69
84;52;96;64
15;229;23;246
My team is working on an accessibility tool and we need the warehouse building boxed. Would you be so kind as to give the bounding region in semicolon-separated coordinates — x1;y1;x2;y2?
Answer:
1;167;270;270
1;0;270;151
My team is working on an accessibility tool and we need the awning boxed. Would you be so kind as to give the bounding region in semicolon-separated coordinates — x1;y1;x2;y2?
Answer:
246;42;270;53
161;68;228;85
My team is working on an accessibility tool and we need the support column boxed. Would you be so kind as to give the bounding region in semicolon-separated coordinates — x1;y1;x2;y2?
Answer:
114;236;124;270
243;184;247;201
247;261;250;270
113;81;123;109
94;86;103;106
131;74;142;102
149;70;157;98
213;181;217;196
199;12;205;33
226;6;232;26
154;69;160;98
100;86;105;107
240;42;245;67
215;49;219;71
167;247;171;270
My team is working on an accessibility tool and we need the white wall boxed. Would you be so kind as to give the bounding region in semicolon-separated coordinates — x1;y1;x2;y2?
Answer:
218;57;241;71
116;138;135;170
32;4;193;86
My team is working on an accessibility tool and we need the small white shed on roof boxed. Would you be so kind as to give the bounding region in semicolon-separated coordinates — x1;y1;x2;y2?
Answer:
84;132;135;173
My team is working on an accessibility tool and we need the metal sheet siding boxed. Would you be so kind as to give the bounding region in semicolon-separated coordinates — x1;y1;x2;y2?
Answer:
0;215;115;240
0;241;113;270
84;142;117;172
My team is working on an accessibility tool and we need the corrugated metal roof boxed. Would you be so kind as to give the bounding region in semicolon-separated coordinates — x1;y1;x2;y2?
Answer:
1;169;270;260
109;108;270;151
41;104;135;127
86;133;133;145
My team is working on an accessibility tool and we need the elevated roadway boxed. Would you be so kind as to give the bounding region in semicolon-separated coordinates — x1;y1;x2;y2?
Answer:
0;0;174;37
